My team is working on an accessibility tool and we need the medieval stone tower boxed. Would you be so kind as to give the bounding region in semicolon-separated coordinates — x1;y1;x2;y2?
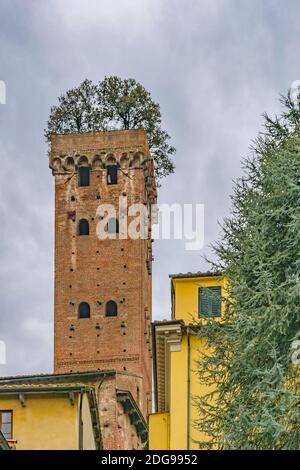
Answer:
49;129;156;417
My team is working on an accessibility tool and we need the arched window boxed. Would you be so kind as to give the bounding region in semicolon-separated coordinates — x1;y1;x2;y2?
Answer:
78;166;90;187
78;302;90;319
78;219;89;236
65;157;75;171
106;300;118;317
107;218;119;234
107;164;118;184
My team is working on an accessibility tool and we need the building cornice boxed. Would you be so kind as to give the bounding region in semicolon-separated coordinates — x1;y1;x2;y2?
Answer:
152;321;184;413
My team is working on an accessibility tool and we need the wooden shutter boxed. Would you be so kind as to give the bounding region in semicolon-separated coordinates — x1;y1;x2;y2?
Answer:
198;286;221;317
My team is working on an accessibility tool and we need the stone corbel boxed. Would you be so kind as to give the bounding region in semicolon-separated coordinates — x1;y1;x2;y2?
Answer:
164;325;182;352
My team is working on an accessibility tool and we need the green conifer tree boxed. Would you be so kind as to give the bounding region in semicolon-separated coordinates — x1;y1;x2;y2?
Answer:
196;92;300;450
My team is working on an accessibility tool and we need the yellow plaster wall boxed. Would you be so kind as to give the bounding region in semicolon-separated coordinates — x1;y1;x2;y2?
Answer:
81;393;96;450
0;395;78;450
150;275;226;450
148;412;169;450
173;276;225;324
169;334;211;450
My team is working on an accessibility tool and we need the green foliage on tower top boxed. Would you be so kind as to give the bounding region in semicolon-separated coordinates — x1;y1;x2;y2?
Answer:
45;77;175;181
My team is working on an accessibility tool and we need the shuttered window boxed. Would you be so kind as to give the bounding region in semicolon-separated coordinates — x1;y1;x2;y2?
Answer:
198;286;221;318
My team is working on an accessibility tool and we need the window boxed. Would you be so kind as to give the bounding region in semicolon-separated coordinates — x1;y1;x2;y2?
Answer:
78;302;90;319
107;218;119;234
198;286;221;318
107;165;118;184
106;300;118;317
78;167;90;187
78;219;89;236
0;411;12;440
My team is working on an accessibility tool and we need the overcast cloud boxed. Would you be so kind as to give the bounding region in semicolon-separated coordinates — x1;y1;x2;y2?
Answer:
0;0;299;376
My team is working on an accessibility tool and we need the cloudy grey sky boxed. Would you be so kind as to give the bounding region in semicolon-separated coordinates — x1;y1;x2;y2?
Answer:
0;0;299;376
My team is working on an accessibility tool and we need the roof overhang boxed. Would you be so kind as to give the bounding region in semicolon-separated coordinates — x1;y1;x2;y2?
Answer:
169;271;223;280
0;370;116;386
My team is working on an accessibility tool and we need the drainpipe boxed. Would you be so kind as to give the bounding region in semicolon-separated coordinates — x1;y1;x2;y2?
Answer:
187;327;191;450
78;389;84;450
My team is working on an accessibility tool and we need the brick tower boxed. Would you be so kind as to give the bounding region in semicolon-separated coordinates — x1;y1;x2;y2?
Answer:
49;129;156;416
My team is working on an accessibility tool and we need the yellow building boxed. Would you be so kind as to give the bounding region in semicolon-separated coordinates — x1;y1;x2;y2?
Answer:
0;373;102;450
0;370;148;450
149;272;226;450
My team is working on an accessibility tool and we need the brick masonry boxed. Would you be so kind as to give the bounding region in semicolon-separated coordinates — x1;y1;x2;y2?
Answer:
98;373;145;450
49;130;157;436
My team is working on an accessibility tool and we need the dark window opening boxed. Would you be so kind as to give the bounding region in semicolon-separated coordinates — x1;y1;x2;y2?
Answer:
107;218;119;234
78;219;89;236
78;167;90;187
107;165;118;185
106;300;118;317
0;410;12;440
78;302;90;319
198;286;221;318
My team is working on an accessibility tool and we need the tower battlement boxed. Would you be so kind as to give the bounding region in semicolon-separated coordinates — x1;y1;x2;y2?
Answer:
50;128;149;153
49;129;156;203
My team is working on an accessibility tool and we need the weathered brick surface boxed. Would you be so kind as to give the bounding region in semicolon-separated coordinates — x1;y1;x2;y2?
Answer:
49;130;156;437
97;374;144;450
